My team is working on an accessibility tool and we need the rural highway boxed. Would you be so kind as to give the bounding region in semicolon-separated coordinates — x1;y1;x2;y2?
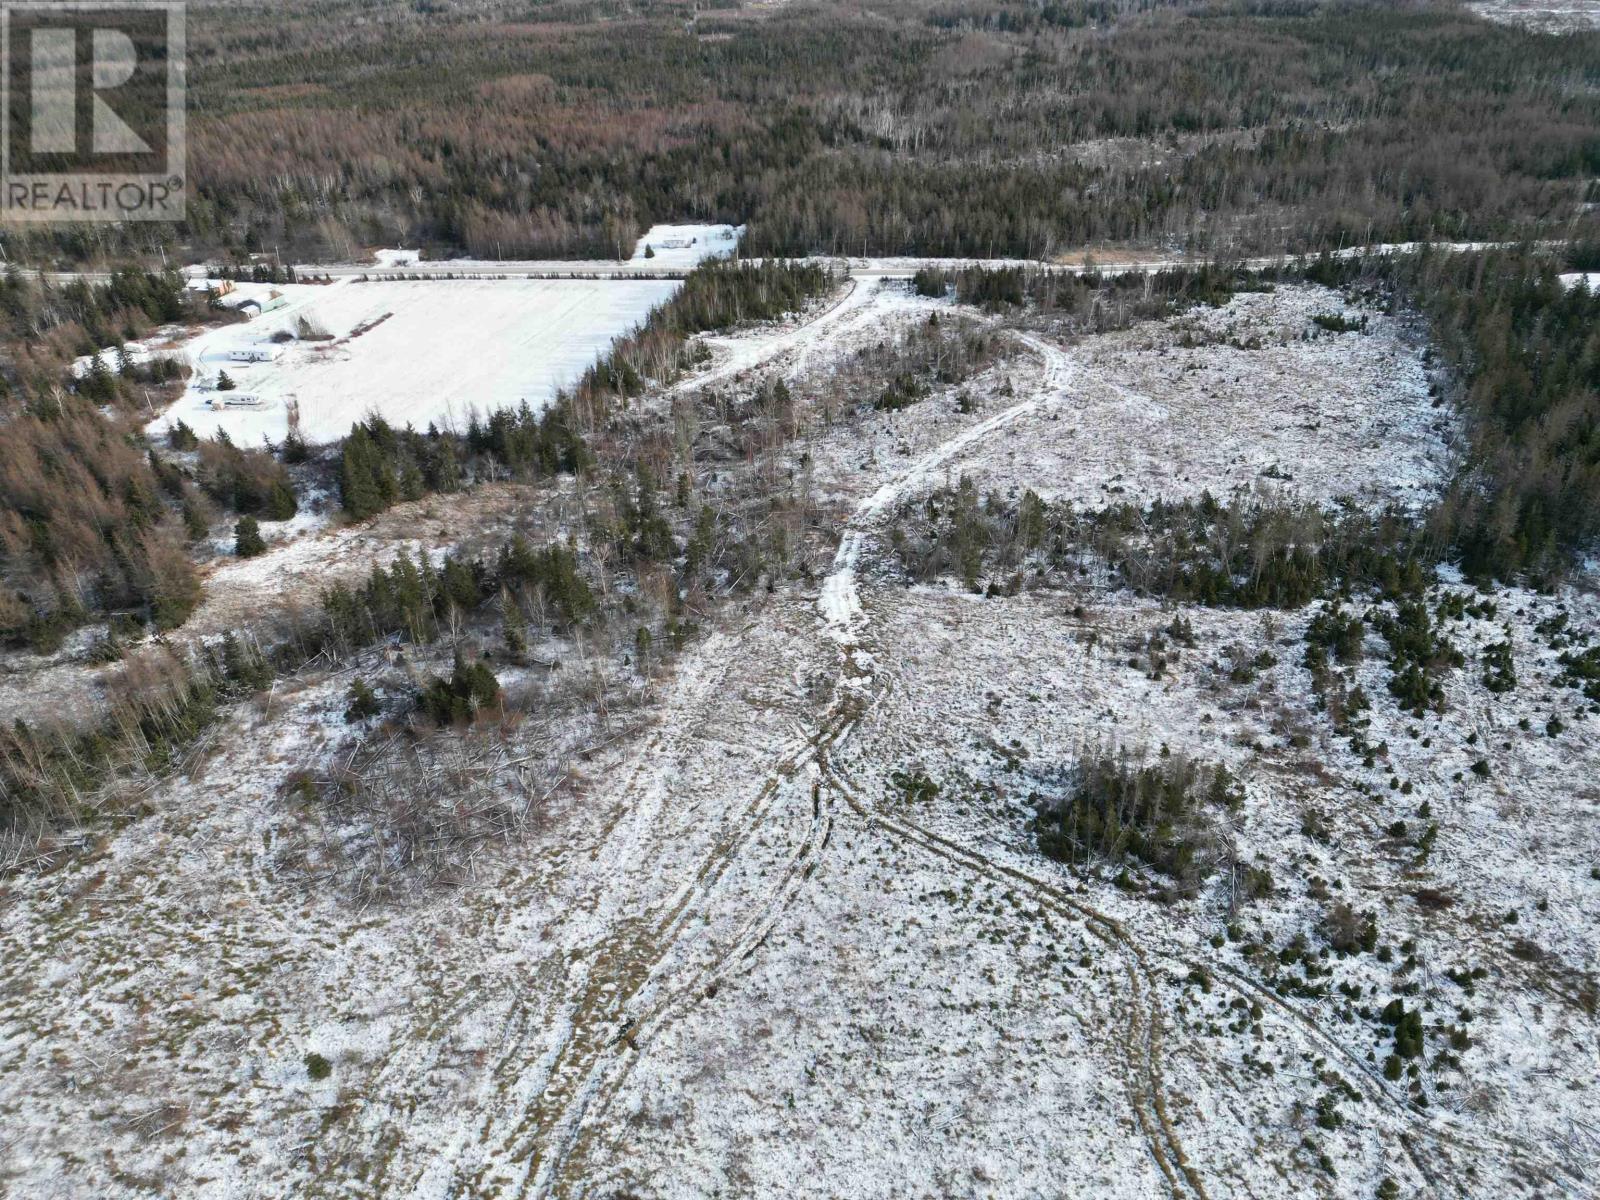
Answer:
34;240;1545;286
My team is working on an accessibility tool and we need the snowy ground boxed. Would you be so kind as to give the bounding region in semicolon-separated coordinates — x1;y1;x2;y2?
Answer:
769;280;1454;520
144;223;743;447
4;275;1597;1199
629;223;743;269
1469;0;1600;30
946;285;1454;512
147;278;680;445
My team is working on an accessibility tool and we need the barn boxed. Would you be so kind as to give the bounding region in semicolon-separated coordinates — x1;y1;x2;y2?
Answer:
217;289;289;321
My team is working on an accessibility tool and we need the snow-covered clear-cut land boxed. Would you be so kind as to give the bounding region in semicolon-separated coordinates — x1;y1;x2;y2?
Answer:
1470;0;1600;31
4;268;1598;1200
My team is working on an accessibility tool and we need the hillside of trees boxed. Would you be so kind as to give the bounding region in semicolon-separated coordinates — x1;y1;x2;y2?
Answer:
1388;252;1600;582
0;271;203;649
6;0;1597;267
0;268;309;650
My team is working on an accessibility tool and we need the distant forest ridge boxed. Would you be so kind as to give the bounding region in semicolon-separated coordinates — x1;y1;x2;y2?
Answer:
11;0;1599;266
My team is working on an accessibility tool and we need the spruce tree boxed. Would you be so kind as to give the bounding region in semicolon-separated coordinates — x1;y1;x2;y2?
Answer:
84;353;117;403
263;478;298;521
442;557;480;611
339;426;382;519
182;499;209;542
345;678;379;722
220;631;271;689
235;516;266;557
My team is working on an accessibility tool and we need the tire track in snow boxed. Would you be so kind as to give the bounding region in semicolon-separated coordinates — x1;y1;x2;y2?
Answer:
668;274;870;397
819;330;1077;637
1201;960;1577;1197
484;276;905;1199
530;327;1086;1196
820;755;1206;1200
543;719;851;1197
483;617;841;1200
807;327;1574;1200
808;329;1209;1199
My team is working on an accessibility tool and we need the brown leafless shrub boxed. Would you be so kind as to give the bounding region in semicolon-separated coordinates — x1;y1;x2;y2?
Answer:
280;717;563;902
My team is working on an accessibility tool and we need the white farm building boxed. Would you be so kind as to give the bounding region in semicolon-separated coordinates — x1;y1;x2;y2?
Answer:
217;289;289;320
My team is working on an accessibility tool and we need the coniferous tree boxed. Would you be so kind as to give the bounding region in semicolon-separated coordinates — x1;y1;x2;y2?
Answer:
182;498;210;542
169;420;199;451
418;651;501;724
345;678;380;723
235;515;266;557
339;425;384;520
262;478;298;521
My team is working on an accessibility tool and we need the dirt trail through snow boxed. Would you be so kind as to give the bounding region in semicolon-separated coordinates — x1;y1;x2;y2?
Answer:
801;325;1569;1200
807;331;1209;1199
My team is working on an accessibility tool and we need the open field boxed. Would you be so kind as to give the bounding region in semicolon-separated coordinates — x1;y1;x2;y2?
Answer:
141;224;742;446
148;278;682;445
942;285;1453;513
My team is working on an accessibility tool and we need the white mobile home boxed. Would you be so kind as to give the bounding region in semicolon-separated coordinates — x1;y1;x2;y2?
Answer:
226;345;283;363
207;393;268;411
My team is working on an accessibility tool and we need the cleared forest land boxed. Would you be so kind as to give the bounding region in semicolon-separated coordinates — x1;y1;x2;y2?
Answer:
6;265;1596;1199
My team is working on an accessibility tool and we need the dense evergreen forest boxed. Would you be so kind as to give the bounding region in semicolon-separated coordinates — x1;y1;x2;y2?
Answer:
8;0;1598;266
1362;248;1600;582
0;271;211;650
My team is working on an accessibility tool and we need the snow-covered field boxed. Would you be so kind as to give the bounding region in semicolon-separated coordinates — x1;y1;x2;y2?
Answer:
146;223;742;446
149;278;681;445
6;274;1598;1199
766;281;1453;520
